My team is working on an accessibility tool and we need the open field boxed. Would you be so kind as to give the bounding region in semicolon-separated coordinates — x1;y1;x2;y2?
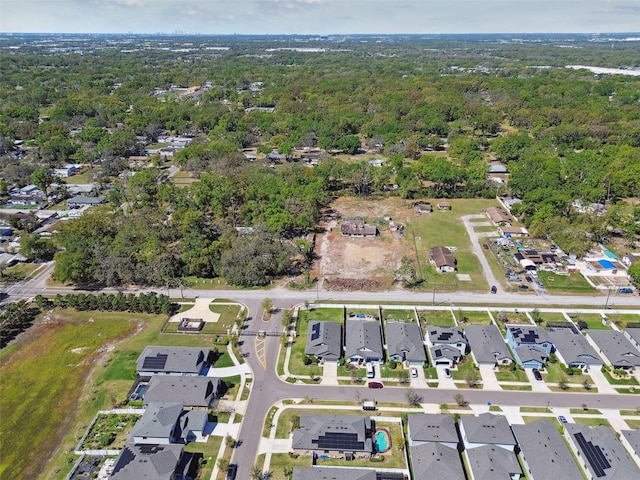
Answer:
538;271;595;293
0;312;140;480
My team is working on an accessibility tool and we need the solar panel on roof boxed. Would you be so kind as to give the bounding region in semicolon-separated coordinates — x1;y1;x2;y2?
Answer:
574;432;610;478
314;432;365;451
142;354;168;370
311;323;321;341
438;332;453;340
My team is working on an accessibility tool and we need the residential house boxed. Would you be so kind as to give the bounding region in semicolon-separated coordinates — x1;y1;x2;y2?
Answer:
136;346;212;377
512;420;583;480
465;325;513;366
267;149;287;162
407;414;459;448
345;319;384;364
507;326;552;369
426;327;467;367
499;226;529;238
565;424;640;479
514;250;562;271
132;402;207;445
623;328;640;351
586;331;640;371
488;162;508;174
415;202;433;214
485;206;512;226
67;196;105;208
429;246;456;273
110;443;190;480
292;414;373;455
340;219;377;237
385;321;427;365
8;193;45;208
53;164;78;178
292;467;376;480
304;321;342;362
411;442;466;480
459;413;517;451
547;329;603;371
620;429;640;469
465;445;522;480
436;201;451;210
143;376;221;410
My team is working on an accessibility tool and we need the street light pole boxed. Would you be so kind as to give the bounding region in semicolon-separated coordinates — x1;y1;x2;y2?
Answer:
604;286;613;309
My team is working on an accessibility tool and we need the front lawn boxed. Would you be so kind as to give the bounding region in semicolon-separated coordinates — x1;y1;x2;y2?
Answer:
537;271;595;293
543;362;592;385
601;368;639;385
495;366;529;382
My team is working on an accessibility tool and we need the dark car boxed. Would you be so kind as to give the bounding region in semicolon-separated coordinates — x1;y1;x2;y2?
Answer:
226;464;237;480
490;285;497;294
518;284;529;290
532;368;542;381
368;381;383;389
443;368;452;378
525;275;532;283
483;243;489;249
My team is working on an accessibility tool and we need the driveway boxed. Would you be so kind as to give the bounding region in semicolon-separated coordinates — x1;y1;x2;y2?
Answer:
525;368;551;392
461;214;501;290
479;364;502;391
435;365;456;389
321;361;339;385
587;367;617;394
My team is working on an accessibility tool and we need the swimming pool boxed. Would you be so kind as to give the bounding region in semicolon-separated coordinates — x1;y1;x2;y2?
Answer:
374;429;391;453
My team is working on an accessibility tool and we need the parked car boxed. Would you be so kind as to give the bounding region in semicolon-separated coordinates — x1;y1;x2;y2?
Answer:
518;284;529;290
368;381;383;389
619;287;633;294
490;285;497;294
410;367;418;378
532;368;542;381
483;243;489;249
226;464;237;480
525;275;532;282
443;368;452;378
558;416;568;424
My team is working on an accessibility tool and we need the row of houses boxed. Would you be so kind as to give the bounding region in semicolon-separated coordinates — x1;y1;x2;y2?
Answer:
289;413;640;480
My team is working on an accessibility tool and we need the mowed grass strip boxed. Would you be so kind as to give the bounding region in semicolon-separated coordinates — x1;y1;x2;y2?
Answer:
0;316;136;480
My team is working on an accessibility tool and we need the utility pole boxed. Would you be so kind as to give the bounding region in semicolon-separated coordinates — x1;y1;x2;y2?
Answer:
604;286;613;309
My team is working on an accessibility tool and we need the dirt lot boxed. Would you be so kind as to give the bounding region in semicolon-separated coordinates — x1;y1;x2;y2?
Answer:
313;197;414;287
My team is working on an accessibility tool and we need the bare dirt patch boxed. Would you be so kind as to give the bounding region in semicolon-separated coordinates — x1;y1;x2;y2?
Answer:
313;197;414;286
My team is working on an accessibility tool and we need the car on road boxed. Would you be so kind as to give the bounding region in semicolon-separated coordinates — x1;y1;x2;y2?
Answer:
619;287;633;294
368;381;383;389
532;368;542;381
558;416;568;424
226;464;237;480
410;367;418;378
490;285;497;294
443;368;452;378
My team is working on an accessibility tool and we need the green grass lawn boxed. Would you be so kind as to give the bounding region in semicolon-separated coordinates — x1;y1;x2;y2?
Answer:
268;453;312;479
543;363;592;384
522;416;557;425
457;310;492;325
495;366;529;382
346;308;380;319
299;307;344;323
0;313;138;480
493;311;532;325
537;271;595;293
625;420;640;429
601;368;639;385
183;435;223;480
474;225;498;232
289;309;343;376
574;417;612;429
208;303;242;328
602;313;640;329
382;309;417;322
451;358;478;381
419;310;455;327
0;263;42;283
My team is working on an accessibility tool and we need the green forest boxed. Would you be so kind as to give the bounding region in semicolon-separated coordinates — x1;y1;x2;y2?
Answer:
1;34;639;286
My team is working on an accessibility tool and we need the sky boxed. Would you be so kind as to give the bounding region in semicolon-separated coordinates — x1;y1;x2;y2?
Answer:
1;0;639;35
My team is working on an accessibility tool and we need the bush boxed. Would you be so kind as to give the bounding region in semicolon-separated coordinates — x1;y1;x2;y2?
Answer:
387;359;397;370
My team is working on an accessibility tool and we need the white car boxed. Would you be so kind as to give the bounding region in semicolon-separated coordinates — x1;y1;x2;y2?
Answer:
410;367;418;378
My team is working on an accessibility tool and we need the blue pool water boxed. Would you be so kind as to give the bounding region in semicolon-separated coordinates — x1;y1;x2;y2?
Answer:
374;430;390;452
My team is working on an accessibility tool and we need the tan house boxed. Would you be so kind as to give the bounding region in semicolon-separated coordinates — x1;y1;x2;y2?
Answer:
486;206;512;226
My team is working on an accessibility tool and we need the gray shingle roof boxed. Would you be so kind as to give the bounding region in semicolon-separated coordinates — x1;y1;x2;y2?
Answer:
547;329;603;367
514;345;548;365
411;443;465;480
345;320;384;361
407;414;459;444
587;331;640;368
460;413;516;447
292;414;373;453
292;467;376;480
385;321;427;363
305;321;342;361
621;429;640;457
427;326;466;346
144;376;220;408
136;346;211;375
429;345;461;363
466;445;521;480
565;424;640;479
111;443;184;480
132;402;182;440
624;328;640;346
464;325;512;365
512;420;583;480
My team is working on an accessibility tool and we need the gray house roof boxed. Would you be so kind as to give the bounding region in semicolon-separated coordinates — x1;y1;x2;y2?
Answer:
407;414;459;445
292;414;373;453
460;413;516;447
292;467;376;480
624;328;640;346
427;326;466;346
136;346;211;375
144;376;220;408
464;325;512;365
466;445;521;480
512;420;584;480
514;345;548;365
385;321;427;363
305;321;342;361
548;329;603;367
131;402;182;440
345;320;384;361
411;443;465;480
508;325;551;346
565;424;640;479
110;443;185;480
67;196;105;206
587;331;640;368
621;429;640;457
429;345;461;364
